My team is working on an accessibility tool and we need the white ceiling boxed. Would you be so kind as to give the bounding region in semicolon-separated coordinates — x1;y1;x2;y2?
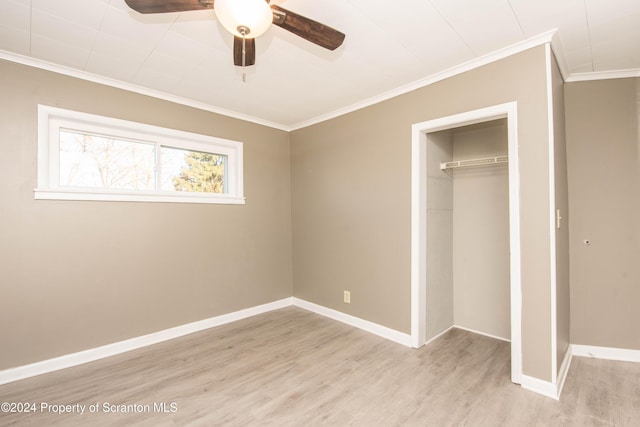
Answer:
1;0;639;130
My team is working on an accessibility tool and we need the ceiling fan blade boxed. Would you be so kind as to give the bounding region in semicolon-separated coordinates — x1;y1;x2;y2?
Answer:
271;5;345;51
124;0;213;14
233;37;256;66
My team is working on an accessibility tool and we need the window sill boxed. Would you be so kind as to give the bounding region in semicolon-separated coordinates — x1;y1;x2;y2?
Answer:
34;188;246;205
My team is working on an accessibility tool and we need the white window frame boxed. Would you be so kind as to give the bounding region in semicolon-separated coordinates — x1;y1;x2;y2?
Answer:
35;105;244;204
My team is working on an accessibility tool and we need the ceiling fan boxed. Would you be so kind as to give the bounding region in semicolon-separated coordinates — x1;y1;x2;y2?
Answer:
124;0;345;72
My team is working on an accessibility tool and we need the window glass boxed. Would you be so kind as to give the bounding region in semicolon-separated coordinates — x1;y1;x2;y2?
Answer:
160;147;227;194
59;130;155;191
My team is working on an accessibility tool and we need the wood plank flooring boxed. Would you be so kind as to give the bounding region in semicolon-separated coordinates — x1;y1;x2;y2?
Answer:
1;307;639;426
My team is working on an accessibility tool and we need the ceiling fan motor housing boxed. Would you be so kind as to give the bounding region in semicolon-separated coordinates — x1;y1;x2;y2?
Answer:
125;0;346;68
214;0;273;38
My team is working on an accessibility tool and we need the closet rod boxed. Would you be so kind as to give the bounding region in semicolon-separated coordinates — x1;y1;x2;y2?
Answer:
440;155;508;171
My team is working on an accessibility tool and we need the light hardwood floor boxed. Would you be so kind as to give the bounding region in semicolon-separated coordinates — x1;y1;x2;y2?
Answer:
1;307;639;426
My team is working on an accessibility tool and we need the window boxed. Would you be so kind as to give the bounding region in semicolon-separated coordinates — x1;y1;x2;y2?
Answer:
36;105;244;204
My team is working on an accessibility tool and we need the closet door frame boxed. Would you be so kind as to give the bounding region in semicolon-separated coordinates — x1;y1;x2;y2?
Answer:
410;101;522;384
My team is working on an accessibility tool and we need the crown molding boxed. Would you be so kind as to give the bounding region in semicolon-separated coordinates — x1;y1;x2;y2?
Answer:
0;49;290;132
548;30;570;81
0;30;558;133
3;32;637;133
565;68;640;83
289;29;558;131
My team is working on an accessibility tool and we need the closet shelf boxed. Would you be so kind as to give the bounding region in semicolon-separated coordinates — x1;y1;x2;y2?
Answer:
440;155;508;171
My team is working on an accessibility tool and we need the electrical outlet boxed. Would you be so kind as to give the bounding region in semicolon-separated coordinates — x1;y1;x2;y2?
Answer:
343;290;351;304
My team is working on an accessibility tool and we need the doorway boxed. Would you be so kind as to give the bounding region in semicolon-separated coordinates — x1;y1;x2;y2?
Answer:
410;102;522;384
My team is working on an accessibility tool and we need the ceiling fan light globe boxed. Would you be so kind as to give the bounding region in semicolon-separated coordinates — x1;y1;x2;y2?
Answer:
215;0;273;38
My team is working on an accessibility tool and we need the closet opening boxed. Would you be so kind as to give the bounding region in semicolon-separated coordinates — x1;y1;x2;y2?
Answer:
411;102;522;384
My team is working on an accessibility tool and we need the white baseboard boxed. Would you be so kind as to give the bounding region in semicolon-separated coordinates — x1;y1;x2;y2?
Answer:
292;297;413;347
453;325;511;343
485;342;640;401
424;326;456;346
0;297;413;386
556;345;573;398
421;325;508;347
520;374;559;400
519;345;573;401
571;344;640;363
15;296;605;397
0;297;294;386
12;291;630;405
520;346;574;400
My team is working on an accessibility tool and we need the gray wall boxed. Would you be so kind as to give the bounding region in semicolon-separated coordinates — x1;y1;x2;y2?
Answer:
565;77;640;350
424;121;510;343
291;45;557;381
452;120;510;341
1;45;582;387
551;53;571;373
425;130;453;341
424;121;510;342
0;59;293;370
